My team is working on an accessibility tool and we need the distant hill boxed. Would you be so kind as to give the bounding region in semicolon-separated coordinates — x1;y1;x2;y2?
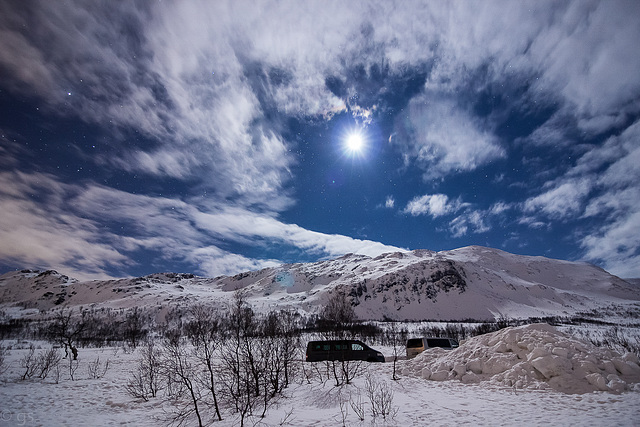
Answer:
1;246;639;321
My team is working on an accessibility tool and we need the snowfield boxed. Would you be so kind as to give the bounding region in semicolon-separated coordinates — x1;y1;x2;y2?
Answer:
2;324;639;427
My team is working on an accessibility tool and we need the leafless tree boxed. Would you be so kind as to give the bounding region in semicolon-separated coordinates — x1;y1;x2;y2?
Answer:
320;289;357;334
125;339;163;401
318;290;364;386
162;335;204;427
185;304;223;421
19;345;38;380
386;321;406;380
219;291;260;426
260;310;302;394
0;344;8;376
124;307;147;349
36;346;62;380
48;307;86;360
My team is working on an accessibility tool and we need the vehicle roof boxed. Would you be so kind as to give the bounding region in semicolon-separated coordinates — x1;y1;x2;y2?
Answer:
408;336;456;340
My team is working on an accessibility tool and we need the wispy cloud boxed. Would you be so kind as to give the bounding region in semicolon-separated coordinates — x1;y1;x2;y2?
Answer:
0;172;130;280
523;179;593;220
0;171;405;279
392;95;505;179
385;196;395;209
403;194;465;218
449;211;491;238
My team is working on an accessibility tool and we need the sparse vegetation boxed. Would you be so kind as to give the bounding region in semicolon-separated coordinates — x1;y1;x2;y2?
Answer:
122;292;306;426
364;370;397;421
125;340;163;401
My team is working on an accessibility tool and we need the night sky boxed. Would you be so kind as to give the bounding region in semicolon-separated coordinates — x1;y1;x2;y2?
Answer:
1;1;639;280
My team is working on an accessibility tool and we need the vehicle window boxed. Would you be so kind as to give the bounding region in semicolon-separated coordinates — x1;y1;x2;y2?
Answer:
312;343;330;351
406;338;424;348
351;343;364;351
426;338;452;348
334;344;348;351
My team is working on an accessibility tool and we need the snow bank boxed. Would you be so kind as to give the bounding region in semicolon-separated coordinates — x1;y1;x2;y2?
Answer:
401;323;640;394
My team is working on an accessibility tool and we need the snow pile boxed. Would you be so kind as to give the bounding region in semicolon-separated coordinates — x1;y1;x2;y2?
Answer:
401;323;640;394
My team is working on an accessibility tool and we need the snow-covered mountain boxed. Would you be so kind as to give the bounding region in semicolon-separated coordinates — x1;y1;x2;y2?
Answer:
1;246;639;321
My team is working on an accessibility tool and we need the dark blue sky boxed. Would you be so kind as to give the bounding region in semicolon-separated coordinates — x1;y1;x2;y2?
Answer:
1;1;639;280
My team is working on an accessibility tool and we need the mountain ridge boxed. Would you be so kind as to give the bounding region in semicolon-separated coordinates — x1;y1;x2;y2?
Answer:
1;246;639;321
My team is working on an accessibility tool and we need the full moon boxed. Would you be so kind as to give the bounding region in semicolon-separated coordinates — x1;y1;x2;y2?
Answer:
346;133;363;152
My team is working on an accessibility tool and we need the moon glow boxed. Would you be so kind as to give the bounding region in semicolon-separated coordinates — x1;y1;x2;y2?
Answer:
346;133;363;152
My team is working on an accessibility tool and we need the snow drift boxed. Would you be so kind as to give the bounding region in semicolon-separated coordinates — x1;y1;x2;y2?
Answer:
401;323;640;394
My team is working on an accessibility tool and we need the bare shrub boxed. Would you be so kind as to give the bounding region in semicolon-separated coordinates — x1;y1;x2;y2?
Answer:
68;358;79;381
338;397;349;426
36;346;62;380
19;345;62;381
87;356;110;379
301;358;331;385
571;325;640;359
0;344;9;376
365;371;397;420
350;392;366;422
125;340;163;401
19;345;38;380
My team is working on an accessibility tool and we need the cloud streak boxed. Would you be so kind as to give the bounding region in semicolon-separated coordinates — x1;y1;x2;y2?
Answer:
0;171;404;279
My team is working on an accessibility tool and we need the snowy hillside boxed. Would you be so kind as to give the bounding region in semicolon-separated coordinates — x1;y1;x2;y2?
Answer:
1;246;639;321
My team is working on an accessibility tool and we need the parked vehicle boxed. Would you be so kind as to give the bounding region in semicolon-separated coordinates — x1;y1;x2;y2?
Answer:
406;337;459;359
306;339;385;362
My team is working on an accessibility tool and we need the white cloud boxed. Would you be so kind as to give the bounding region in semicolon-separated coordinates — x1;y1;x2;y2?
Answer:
403;194;465;218
192;207;405;260
523;179;593;220
191;247;281;278
393;95;505;179
0;172;130;280
449;211;491;238
2;1;637;193
528;1;640;134
489;202;511;216
0;171;406;279
385;196;395;209
581;208;640;279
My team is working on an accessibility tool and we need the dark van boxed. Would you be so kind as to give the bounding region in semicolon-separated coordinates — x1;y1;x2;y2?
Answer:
306;340;385;362
406;337;459;359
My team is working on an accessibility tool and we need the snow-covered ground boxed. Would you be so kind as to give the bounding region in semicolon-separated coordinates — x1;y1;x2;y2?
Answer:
1;324;639;427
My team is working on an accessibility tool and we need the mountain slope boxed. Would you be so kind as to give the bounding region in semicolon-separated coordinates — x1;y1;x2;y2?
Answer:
1;246;638;321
